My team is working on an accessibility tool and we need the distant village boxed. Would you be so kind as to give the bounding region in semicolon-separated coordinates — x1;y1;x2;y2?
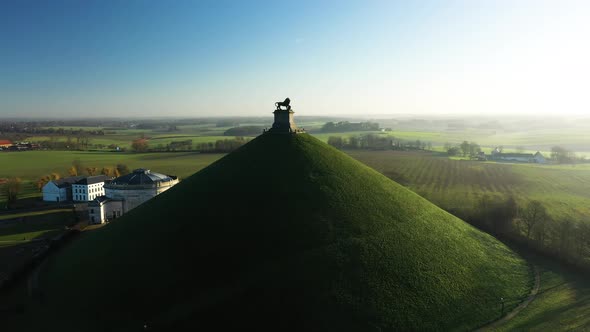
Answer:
0;140;40;151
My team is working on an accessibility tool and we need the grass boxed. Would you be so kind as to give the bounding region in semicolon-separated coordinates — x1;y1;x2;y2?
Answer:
492;251;590;331
29;134;531;331
0;210;75;244
0;209;71;221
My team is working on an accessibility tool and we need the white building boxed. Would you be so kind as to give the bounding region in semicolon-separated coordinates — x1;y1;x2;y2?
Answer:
88;169;178;224
72;175;108;202
490;148;546;163
42;176;84;202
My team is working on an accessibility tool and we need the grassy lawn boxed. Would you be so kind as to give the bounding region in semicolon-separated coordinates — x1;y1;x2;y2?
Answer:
0;150;225;180
0;210;75;245
342;149;590;329
493;251;590;331
0;209;72;221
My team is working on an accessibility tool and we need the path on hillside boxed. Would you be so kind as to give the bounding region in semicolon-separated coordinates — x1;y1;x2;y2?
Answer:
475;265;540;331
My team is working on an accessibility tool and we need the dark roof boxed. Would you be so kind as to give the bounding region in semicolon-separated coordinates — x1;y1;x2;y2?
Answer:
109;169;174;186
75;175;108;185
496;153;533;158
53;176;85;188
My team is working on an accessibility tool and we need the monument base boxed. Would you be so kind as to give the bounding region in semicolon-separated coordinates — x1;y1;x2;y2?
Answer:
266;109;304;134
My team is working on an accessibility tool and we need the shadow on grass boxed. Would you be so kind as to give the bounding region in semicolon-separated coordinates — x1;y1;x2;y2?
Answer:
491;242;590;330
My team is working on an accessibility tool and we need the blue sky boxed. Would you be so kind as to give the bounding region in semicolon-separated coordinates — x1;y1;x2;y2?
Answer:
1;0;589;118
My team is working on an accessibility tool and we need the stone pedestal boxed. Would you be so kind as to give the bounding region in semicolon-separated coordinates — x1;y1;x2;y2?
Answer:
268;109;302;134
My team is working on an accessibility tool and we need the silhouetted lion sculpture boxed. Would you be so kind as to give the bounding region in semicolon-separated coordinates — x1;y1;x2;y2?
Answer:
275;98;291;111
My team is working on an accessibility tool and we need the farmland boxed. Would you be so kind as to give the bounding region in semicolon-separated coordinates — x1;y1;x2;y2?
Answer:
348;150;590;222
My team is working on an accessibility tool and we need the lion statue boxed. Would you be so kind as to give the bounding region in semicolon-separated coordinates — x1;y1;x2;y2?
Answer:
275;98;291;111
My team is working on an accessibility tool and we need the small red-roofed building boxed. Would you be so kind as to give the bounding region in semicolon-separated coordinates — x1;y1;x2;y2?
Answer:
0;140;12;148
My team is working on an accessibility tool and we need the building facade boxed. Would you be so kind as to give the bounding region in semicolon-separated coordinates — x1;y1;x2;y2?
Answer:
88;169;178;224
42;176;85;202
88;197;123;225
72;175;108;202
490;148;546;163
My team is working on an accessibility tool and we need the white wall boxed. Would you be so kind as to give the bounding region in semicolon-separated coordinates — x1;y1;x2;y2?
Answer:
42;182;67;202
73;182;105;201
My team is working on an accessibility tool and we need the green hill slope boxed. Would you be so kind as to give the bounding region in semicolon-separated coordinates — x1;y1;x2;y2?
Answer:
39;133;530;331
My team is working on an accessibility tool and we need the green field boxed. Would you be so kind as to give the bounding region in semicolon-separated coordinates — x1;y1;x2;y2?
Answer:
26;133;230;149
314;127;590;155
348;150;590;222
0;151;224;179
493;251;590;331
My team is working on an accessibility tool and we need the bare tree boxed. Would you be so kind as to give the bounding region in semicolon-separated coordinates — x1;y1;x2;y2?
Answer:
521;200;548;239
70;159;84;176
460;141;470;156
116;164;130;176
131;139;149;152
37;175;50;192
86;167;98;176
3;178;22;209
68;166;78;176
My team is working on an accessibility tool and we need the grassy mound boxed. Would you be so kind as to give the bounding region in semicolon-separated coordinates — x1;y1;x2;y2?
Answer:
39;134;530;331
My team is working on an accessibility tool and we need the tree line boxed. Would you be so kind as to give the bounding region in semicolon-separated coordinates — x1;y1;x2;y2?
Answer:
453;196;590;272
223;126;265;136
328;134;432;151
321;121;380;133
130;137;249;153
444;141;481;157
195;137;249;153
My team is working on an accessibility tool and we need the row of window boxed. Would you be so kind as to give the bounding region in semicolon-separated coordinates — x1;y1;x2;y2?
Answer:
74;187;103;194
75;194;101;201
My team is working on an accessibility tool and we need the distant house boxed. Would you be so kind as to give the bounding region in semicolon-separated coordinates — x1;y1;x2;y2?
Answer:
42;176;85;202
72;175;108;202
490;148;546;163
533;151;546;164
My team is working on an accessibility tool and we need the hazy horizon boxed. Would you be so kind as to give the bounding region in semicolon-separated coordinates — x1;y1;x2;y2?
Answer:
1;1;589;118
